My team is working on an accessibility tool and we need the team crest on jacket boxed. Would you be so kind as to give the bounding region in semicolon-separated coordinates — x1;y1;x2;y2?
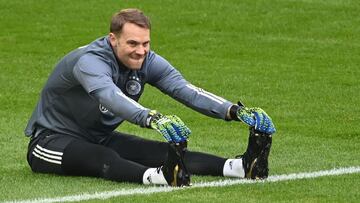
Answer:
125;76;142;96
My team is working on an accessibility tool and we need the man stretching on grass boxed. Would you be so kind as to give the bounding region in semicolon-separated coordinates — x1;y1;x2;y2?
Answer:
25;8;276;186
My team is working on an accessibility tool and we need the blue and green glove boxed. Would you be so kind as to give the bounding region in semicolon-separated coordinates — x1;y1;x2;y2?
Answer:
147;111;191;143
229;102;276;135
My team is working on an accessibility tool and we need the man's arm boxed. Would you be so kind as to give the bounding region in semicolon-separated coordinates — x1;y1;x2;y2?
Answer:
147;53;233;120
146;53;276;134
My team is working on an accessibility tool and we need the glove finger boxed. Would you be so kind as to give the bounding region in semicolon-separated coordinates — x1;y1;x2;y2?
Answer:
238;107;255;126
263;114;272;134
252;108;275;134
161;128;173;142
159;117;176;142
170;123;184;142
161;116;187;142
168;121;182;140
261;112;275;134
241;117;255;126
180;127;191;138
266;120;276;134
160;120;173;142
264;113;276;134
180;123;191;137
260;112;270;133
168;115;191;138
253;111;263;131
267;126;276;134
172;124;190;142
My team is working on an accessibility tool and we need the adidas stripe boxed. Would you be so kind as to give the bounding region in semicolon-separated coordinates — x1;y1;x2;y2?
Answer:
186;84;226;104
32;144;63;165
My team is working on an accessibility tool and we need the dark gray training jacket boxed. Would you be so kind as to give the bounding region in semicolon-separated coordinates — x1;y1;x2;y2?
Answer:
25;36;233;143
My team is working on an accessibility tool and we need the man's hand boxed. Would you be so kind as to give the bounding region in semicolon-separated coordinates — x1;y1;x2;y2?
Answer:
149;112;191;143
148;112;191;186
236;106;276;135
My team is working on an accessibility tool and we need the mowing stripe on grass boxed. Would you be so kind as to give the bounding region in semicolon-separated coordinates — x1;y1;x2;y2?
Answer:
5;166;360;203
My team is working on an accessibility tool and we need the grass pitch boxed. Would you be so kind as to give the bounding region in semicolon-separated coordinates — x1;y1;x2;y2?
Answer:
0;0;359;202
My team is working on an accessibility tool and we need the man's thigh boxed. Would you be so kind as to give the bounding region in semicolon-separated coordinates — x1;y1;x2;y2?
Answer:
27;130;148;182
103;131;169;167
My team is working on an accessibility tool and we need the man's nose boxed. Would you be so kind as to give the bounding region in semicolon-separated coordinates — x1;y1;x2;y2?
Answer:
135;46;146;55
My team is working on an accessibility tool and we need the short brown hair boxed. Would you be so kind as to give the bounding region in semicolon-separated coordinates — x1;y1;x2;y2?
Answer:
110;8;151;35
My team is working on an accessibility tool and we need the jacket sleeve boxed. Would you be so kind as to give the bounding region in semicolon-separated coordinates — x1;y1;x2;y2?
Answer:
147;54;233;120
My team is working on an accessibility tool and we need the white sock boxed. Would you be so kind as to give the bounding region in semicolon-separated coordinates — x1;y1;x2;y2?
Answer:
142;167;168;185
223;159;245;178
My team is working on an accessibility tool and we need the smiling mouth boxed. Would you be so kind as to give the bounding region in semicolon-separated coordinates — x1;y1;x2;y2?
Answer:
130;55;145;61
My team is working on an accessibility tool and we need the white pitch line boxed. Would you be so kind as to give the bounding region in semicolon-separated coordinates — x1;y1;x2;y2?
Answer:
5;166;360;203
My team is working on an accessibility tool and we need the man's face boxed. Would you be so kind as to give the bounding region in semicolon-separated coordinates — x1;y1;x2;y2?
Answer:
109;23;150;70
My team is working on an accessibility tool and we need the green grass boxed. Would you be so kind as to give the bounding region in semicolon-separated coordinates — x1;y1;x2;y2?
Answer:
1;0;359;202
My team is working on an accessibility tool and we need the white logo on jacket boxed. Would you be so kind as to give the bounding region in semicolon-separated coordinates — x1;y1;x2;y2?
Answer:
99;104;114;116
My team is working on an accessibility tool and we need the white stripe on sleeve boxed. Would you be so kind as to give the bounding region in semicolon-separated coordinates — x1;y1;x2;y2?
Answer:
116;91;145;109
186;84;225;104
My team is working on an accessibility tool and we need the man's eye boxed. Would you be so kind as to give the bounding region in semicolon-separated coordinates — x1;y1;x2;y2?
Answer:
128;41;137;47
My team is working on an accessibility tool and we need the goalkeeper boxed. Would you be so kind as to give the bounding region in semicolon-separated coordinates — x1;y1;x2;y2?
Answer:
25;8;276;186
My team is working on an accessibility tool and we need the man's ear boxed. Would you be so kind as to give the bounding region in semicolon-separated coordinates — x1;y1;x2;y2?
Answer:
109;33;118;47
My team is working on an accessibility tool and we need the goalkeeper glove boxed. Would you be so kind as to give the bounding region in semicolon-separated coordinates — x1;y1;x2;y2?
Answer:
229;102;276;135
146;111;191;143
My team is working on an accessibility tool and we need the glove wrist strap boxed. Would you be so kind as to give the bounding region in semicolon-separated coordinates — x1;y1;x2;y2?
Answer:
229;101;246;121
146;110;159;128
229;105;241;121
